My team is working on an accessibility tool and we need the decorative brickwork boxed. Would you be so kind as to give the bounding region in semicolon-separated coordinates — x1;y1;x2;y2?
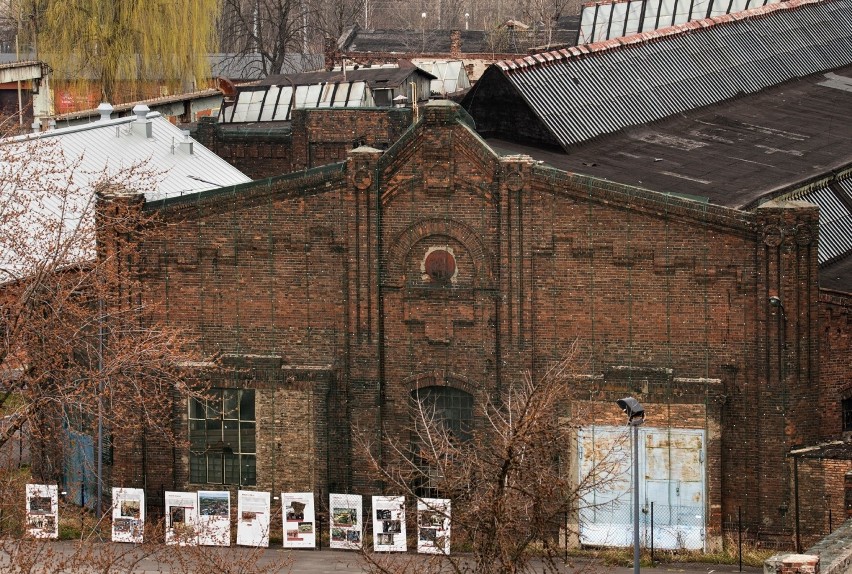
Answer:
106;100;835;546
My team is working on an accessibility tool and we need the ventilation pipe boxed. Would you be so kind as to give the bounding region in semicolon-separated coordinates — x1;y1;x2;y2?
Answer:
97;102;113;121
131;104;153;139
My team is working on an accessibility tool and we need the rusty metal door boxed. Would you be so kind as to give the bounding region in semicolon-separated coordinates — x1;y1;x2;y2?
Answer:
642;429;705;550
577;426;705;550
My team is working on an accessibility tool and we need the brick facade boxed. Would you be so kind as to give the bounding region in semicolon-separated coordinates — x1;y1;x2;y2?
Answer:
192;108;413;179
106;101;835;545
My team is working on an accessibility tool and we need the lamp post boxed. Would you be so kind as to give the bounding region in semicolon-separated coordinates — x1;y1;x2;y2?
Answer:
617;397;645;574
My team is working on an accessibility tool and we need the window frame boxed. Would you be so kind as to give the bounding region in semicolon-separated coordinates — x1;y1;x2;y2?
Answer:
188;388;256;486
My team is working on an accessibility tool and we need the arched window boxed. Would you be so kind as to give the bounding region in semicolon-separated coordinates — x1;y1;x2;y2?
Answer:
409;386;473;497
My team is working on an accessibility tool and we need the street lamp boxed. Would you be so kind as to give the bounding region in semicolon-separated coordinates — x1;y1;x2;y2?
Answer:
617;397;645;574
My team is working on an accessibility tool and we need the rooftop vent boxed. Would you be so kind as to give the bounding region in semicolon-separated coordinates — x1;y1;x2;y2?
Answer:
97;102;114;121
131;104;153;139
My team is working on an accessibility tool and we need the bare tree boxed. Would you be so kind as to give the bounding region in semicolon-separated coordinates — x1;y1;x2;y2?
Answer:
0;131;202;487
356;345;626;574
218;0;314;78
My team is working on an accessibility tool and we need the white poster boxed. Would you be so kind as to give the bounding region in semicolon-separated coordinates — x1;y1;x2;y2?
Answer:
418;498;451;555
25;484;58;539
197;490;231;546
237;490;270;547
282;492;316;548
372;495;406;552
165;491;199;546
329;493;362;550
112;487;145;543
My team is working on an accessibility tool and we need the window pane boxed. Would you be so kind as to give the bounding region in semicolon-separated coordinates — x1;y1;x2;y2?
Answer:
208;455;223;483
241;455;257;486
223;452;239;485
240;390;255;421
240;422;256;453
206;419;222;434
223;390;239;419
206;395;222;420
190;454;207;483
189;420;207;449
223;420;239;449
189;397;205;419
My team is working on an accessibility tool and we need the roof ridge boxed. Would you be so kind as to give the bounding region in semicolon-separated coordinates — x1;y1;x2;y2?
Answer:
497;0;826;70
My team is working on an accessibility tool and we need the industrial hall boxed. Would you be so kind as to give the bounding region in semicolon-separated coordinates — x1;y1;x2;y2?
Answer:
80;0;852;553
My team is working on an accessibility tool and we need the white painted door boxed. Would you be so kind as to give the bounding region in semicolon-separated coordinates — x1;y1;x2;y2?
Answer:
577;426;705;550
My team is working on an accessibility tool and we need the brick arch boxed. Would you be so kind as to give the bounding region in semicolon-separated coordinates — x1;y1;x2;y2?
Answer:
403;370;478;397
383;218;494;288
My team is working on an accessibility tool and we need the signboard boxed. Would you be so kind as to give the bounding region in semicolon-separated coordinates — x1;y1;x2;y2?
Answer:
329;493;362;550
282;492;316;548
197;490;231;546
237;490;270;547
372;495;406;552
417;498;451;554
112;487;145;543
165;491;199;546
25;484;58;539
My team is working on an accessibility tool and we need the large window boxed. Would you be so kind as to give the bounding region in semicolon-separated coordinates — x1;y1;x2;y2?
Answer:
410;386;473;497
843;397;852;432
189;389;256;486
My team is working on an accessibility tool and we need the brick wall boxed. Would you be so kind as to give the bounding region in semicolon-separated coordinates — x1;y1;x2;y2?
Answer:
109;101;826;544
192;108;413;180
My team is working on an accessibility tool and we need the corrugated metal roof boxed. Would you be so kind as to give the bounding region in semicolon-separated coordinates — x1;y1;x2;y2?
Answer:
578;0;786;44
22;112;251;200
478;0;852;150
789;182;852;264
0;111;252;276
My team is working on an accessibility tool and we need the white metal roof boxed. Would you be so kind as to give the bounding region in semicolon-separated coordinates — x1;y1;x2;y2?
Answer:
16;110;251;200
0;107;251;280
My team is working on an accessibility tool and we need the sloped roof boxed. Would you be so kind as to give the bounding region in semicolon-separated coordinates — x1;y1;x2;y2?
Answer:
463;0;852;150
23;111;251;200
487;65;852;209
209;53;323;80
578;0;785;44
339;24;580;55
0;109;251;277
261;63;435;89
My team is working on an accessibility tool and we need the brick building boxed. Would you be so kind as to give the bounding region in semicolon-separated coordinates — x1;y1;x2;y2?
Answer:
102;0;852;552
107;98;825;549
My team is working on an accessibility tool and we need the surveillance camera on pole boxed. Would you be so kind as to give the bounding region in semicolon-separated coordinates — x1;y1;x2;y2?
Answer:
616;396;645;573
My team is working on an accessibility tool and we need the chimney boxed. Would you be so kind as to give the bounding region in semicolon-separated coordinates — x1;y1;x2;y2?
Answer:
324;36;337;71
178;129;194;155
131;104;153;139
97;102;114;121
450;29;461;58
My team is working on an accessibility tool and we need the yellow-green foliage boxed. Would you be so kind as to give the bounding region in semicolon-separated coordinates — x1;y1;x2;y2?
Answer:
36;0;221;102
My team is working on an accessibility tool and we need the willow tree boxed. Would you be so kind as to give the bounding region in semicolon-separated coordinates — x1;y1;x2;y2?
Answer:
27;0;220;103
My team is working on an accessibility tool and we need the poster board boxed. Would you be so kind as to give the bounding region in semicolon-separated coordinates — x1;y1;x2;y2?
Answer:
417;498;451;555
237;490;270;547
197;490;231;546
282;492;316;548
329;493;362;550
165;491;199;546
372;495;406;552
112;487;145;543
25;484;58;539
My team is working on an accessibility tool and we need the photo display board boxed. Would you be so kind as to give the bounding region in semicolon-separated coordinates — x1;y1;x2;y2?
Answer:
417;498;451;555
237;490;270;547
329;493;362;550
372;495;406;552
112;487;145;543
282;492;316;548
25;484;58;539
197;490;231;546
165;491;199;546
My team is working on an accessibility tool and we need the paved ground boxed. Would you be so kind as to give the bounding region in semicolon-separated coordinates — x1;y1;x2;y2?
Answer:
0;542;764;573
